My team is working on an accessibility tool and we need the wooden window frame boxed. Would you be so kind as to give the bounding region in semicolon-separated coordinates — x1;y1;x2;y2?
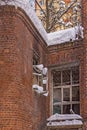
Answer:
52;65;80;114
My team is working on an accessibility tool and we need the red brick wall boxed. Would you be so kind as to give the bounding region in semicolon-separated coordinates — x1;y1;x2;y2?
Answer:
0;6;33;130
47;41;84;117
0;6;47;130
1;1;87;130
46;1;87;129
81;0;87;129
32;28;47;130
47;42;83;66
46;1;87;128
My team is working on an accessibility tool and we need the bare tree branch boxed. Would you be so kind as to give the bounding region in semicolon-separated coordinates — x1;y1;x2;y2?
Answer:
49;0;77;31
35;0;46;17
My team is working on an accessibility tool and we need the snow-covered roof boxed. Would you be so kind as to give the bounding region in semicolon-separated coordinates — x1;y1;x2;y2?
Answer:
47;26;84;45
0;0;84;46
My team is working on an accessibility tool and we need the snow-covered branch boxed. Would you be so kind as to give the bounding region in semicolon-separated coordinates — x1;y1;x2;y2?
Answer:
0;0;83;45
48;0;78;31
35;0;81;33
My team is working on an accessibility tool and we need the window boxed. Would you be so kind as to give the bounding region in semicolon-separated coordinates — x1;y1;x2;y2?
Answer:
53;66;80;114
32;50;48;94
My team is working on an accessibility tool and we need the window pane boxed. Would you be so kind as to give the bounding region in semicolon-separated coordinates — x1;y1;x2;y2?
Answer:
62;70;70;85
63;105;70;114
63;88;70;101
72;104;80;114
53;71;61;86
72;67;79;84
53;105;61;114
72;86;79;101
53;88;61;103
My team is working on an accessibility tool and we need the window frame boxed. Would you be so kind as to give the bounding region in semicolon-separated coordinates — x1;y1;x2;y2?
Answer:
52;65;80;114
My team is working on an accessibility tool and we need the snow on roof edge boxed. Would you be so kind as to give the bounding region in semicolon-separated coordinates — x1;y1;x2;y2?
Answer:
47;26;84;46
0;0;84;46
0;0;48;44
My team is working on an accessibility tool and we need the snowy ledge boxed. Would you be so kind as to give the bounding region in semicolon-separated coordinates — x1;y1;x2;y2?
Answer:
47;113;83;128
47;120;83;127
47;113;82;121
0;0;84;46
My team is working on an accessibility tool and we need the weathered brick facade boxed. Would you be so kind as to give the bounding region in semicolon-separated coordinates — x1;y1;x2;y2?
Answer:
0;5;47;130
0;0;87;130
47;41;84;113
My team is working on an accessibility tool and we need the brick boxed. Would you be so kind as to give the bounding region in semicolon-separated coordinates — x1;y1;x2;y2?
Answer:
1;1;87;130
